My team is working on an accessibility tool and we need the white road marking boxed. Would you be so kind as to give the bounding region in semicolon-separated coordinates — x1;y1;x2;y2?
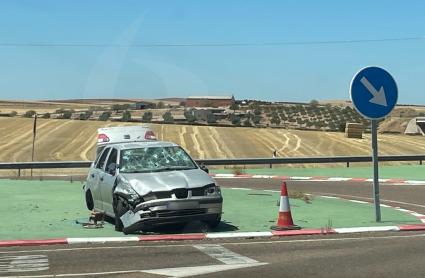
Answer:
263;190;280;193
144;244;266;277
67;237;139;245
206;232;272;239
143;263;267;278
319;195;338;199
194;244;259;265
0;245;267;278
334;226;399;234
313;192;425;209
0;255;48;273
348;200;369;204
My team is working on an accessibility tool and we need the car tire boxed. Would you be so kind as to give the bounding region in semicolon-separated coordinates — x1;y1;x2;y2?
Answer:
113;195;126;232
206;215;221;229
85;191;94;211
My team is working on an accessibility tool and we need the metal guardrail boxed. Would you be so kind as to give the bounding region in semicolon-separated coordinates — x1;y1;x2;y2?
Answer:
0;155;424;170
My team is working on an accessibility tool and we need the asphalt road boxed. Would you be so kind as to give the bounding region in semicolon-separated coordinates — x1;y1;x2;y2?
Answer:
2;178;425;277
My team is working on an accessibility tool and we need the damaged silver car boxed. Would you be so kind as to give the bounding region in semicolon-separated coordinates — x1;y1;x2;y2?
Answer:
83;140;223;234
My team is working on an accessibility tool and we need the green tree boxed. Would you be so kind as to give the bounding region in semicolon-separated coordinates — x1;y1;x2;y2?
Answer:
310;99;319;107
60;110;72;119
121;110;132;122
79;111;92;120
253;115;262;125
270;113;281;125
162;111;174;123
142;111;153;122
207;113;216;124
230;103;239;112
184;110;196;123
24;110;36;118
243;118;252;127
98;111;111;121
231;115;241;125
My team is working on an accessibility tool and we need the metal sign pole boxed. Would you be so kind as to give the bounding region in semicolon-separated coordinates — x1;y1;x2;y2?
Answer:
371;120;381;222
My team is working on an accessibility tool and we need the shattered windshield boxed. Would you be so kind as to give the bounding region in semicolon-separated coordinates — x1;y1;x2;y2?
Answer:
119;146;197;173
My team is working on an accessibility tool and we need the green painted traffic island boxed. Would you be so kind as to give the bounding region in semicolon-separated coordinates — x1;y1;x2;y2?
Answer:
0;179;422;242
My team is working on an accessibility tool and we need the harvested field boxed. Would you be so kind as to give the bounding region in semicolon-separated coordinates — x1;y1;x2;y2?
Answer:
1;118;425;168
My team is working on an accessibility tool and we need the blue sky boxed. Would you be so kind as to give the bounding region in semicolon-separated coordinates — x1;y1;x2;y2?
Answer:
0;1;425;104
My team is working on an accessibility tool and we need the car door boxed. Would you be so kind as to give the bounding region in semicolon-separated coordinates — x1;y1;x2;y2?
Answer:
99;147;118;216
89;147;110;211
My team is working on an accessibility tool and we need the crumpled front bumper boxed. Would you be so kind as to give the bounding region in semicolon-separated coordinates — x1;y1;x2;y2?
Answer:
120;196;223;232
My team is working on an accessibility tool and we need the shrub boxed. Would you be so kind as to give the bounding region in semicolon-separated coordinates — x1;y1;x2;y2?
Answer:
42;113;50;119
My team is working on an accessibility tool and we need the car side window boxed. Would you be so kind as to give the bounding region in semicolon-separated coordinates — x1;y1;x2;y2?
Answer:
96;148;110;170
105;148;118;174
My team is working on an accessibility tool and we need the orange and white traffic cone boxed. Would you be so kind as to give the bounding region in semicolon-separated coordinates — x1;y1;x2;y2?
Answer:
271;181;301;231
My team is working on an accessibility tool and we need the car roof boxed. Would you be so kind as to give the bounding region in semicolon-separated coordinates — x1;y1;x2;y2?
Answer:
105;140;179;150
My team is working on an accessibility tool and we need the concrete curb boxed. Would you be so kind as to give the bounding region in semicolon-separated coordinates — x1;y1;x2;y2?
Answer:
210;173;425;185
2;224;425;248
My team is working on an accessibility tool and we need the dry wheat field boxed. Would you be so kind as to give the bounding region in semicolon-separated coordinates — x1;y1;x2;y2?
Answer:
1;118;425;165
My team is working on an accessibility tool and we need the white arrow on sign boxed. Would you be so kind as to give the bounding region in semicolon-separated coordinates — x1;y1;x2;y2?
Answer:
360;76;388;107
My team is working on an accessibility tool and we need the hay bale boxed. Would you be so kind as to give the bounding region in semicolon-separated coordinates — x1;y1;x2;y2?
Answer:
345;123;363;139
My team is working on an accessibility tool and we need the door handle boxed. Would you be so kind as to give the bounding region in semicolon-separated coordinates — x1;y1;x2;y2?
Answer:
100;177;104;182
91;174;95;178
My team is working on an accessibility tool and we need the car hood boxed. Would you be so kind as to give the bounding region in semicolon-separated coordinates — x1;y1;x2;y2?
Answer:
119;169;215;196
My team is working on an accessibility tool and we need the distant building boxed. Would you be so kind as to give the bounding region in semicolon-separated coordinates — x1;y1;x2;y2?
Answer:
186;96;235;108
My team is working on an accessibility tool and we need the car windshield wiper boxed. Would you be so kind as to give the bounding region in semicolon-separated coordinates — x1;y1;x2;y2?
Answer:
155;166;195;172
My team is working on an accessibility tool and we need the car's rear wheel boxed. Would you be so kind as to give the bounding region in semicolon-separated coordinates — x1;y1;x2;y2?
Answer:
85;191;94;211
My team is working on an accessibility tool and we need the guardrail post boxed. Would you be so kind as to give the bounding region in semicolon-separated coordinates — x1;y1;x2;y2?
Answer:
346;162;350;168
18;169;21;177
420;160;423;165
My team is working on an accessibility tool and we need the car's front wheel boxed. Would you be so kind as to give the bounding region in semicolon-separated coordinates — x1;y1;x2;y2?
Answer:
205;215;221;229
113;195;127;232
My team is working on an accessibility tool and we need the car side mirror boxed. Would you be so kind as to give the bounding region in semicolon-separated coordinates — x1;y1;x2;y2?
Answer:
200;164;209;174
107;163;117;176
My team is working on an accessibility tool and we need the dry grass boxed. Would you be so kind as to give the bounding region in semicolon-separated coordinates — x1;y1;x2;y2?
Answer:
0;118;425;165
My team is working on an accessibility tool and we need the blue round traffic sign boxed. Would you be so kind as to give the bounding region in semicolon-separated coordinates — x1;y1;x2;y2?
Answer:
350;66;398;120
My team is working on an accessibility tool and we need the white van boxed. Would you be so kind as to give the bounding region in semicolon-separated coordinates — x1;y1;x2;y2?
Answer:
95;125;156;157
83;125;222;234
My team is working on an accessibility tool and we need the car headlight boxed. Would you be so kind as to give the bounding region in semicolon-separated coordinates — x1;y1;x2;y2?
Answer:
204;184;221;196
114;180;140;203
